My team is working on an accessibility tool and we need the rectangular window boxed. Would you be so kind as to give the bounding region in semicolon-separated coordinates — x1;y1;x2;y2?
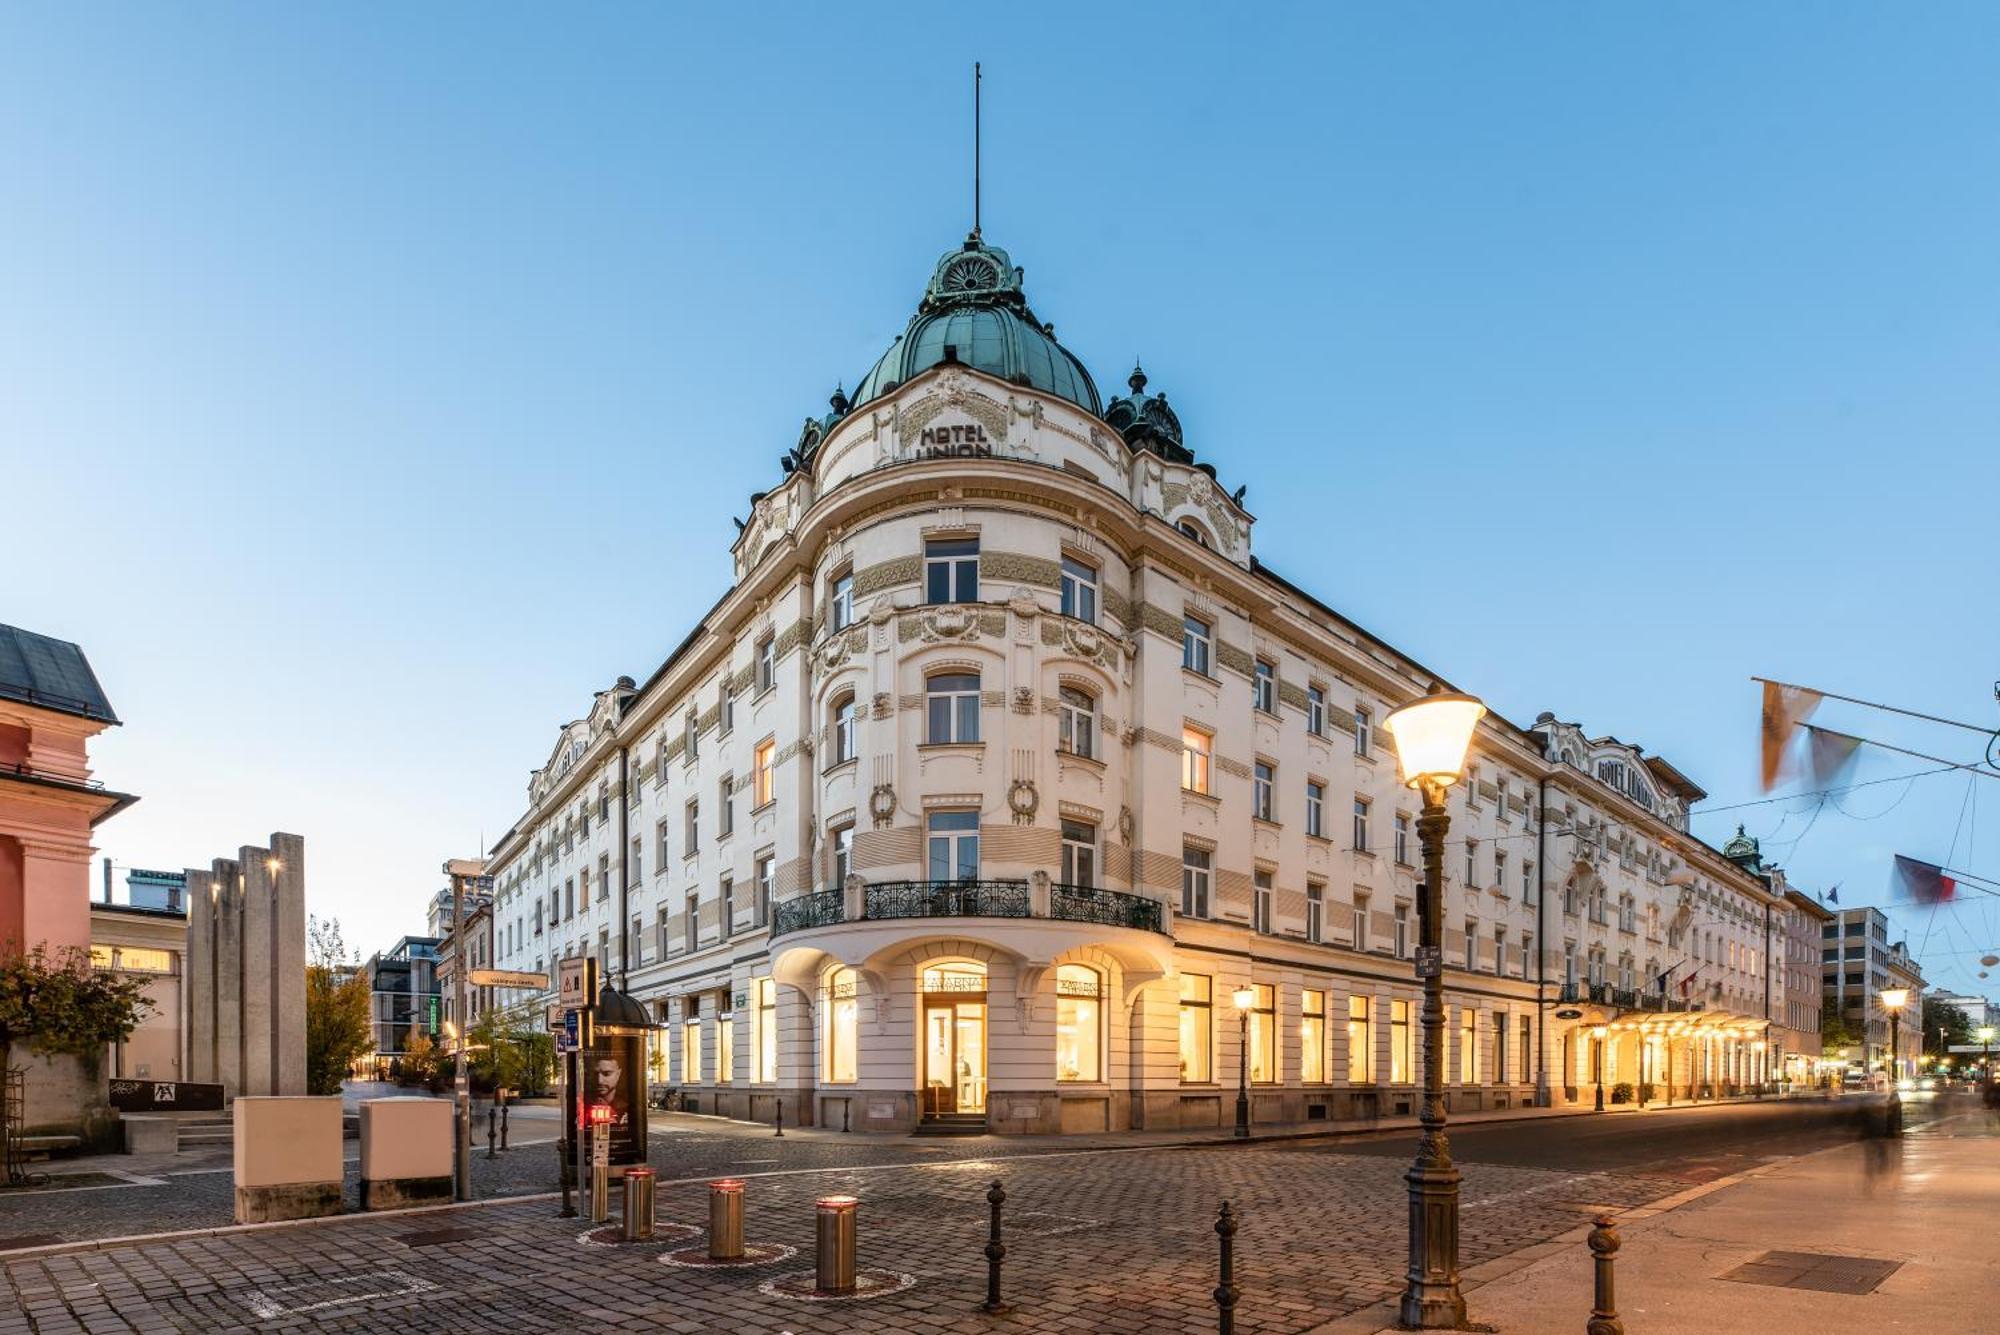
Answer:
1181;845;1212;919
1305;781;1325;837
1352;892;1370;951
1253;660;1276;713
826;830;849;892
656;907;669;960
1305;881;1325;943
831;695;857;764
1055;965;1102;1082
721;682;735;737
631;837;642;886
684;893;699;953
1464;840;1477;888
1060;557;1098;623
1252;761;1274;821
925;537;979;604
717;1012;734;1084
753;977;778;1083
719;877;734;941
1522;932;1534;979
1494;926;1508;976
1352;798;1370;853
1347;995;1373;1084
1493;1013;1508;1085
1178;973;1213;1083
1494;850;1507;895
829;572;854;630
1182;613;1212;675
1464;916;1478;968
718;777;735;838
565;878;575;919
1459;1008;1477;1084
1354;705;1371;757
1249;983;1276;1084
1057;686;1096;759
685;712;699;760
1519;1015;1532;1083
1301;989;1326;1084
1060;819;1097;888
754;738;776;808
926;810;980;882
686;799;699;852
1182;725;1212;794
926;672;981;744
597;853;609;900
1391;999;1413;1083
683;1015;702;1084
1393;903;1410;959
826;969;859;1082
1253;870;1274;934
1306;685;1326;737
1394;813;1410;866
1495;777;1509;821
579;867;591;907
756;635;775;692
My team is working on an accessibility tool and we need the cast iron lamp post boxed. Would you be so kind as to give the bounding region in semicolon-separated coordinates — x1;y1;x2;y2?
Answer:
1232;985;1255;1139
1591;1025;1608;1112
1384;683;1486;1330
1880;988;1909;1135
1979;1026;1996;1089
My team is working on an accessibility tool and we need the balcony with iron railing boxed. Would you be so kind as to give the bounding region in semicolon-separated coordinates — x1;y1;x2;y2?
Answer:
771;878;1167;939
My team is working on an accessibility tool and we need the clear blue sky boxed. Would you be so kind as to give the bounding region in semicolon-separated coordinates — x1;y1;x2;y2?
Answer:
5;4;1997;995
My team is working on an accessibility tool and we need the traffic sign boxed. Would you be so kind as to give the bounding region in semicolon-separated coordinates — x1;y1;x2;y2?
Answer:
558;956;595;1011
1413;946;1442;979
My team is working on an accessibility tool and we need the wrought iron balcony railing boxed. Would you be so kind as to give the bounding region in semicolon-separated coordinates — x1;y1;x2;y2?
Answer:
771;888;844;937
768;879;1169;939
864;879;1030;921
1049;883;1165;933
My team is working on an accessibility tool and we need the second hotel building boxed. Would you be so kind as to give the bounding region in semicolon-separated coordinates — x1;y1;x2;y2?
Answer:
483;233;1787;1134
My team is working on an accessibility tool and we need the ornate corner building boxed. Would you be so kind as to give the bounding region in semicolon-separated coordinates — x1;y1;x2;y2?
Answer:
482;235;1792;1134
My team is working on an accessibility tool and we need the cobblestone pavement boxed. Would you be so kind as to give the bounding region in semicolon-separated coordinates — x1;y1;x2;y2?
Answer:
0;1137;1693;1334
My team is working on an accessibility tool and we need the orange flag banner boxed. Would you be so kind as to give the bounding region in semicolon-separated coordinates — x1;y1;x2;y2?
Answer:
1759;680;1823;791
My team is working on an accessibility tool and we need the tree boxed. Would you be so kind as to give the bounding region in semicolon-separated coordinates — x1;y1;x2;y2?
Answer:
400;1030;441;1087
0;942;154;1076
468;1007;554;1097
1922;997;1973;1057
1821;996;1863;1053
304;916;373;1096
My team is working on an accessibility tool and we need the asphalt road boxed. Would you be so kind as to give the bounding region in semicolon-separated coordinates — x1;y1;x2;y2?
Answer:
1305;1092;1967;1181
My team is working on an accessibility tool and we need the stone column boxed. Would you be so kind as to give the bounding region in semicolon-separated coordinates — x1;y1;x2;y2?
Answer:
185;865;216;1085
213;857;243;1100
239;848;275;1097
270;833;307;1094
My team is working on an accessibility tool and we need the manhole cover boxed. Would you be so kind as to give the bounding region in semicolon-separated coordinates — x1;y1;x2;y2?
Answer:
398;1226;483;1247
1721;1250;1902;1295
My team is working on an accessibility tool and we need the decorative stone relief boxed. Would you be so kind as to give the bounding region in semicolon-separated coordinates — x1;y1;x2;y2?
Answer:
1007;779;1038;825
868;783;897;828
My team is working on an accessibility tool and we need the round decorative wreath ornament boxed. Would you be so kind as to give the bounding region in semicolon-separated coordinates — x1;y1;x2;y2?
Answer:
1007;779;1039;823
868;783;897;827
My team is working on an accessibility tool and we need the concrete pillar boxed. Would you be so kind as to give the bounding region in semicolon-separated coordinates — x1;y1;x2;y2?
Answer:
239;848;275;1098
185;865;215;1085
270;833;307;1095
213;857;243;1100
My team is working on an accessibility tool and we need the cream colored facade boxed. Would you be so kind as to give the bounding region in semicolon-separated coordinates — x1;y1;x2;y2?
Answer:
483;237;1787;1133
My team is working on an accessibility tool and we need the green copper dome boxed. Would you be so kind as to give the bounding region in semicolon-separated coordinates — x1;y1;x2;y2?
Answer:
851;237;1102;415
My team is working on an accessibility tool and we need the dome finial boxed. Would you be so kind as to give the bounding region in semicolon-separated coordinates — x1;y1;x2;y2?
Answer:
830;382;849;415
1129;361;1147;394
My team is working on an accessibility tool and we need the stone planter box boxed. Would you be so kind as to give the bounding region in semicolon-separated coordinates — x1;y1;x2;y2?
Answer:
234;1096;343;1223
359;1097;454;1210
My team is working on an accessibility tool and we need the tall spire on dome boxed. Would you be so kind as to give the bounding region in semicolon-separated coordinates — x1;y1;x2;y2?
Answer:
970;61;983;244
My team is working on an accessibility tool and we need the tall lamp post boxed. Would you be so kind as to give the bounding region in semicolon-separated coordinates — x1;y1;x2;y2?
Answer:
1879;988;1909;1136
1384;683;1486;1330
1591;1025;1607;1112
1232;985;1256;1138
1978;1026;1996;1089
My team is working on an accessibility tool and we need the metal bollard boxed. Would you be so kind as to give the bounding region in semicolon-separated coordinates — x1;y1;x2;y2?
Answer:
590;1159;610;1224
774;1098;785;1138
1214;1201;1239;1335
623;1167;656;1241
501;1099;510;1150
815;1195;859;1295
842;1097;852;1133
1586;1215;1623;1335
709;1178;745;1260
981;1179;1008;1314
486;1105;497;1160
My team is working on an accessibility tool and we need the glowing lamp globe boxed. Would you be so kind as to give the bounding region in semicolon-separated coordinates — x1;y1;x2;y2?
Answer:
1880;988;1909;1012
1383;688;1487;788
1231;986;1256;1012
1978;1027;1996;1043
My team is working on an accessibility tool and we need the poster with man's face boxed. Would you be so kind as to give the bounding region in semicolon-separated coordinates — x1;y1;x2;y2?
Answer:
572;1040;645;1165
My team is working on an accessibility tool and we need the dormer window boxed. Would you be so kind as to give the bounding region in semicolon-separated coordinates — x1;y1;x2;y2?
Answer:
1177;520;1209;548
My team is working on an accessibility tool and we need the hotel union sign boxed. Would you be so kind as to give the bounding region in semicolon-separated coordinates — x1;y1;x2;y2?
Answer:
917;423;995;458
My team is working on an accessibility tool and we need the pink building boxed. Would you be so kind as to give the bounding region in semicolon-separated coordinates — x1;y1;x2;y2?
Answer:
0;624;137;1138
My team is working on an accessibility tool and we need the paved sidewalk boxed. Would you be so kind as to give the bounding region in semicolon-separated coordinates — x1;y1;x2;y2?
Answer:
1338;1106;2000;1334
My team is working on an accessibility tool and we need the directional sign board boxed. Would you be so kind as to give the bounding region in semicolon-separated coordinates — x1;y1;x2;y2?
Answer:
470;968;548;990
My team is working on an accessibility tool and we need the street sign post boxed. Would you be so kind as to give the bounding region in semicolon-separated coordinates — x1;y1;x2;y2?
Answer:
470;968;549;990
1413;945;1442;979
558;957;592;1011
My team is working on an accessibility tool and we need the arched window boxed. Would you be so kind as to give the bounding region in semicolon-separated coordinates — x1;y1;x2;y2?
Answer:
824;967;859;1083
1177;519;1209;548
1057;685;1095;759
829;692;857;765
926;672;981;744
1055;964;1102;1082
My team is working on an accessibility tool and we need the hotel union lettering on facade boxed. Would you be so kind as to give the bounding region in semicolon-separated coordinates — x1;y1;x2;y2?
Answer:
481;236;1793;1133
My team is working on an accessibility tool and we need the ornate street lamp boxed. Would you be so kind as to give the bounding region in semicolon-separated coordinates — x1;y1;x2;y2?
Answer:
1979;1026;1996;1089
1384;683;1486;1330
1232;985;1256;1139
1880;988;1909;1135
